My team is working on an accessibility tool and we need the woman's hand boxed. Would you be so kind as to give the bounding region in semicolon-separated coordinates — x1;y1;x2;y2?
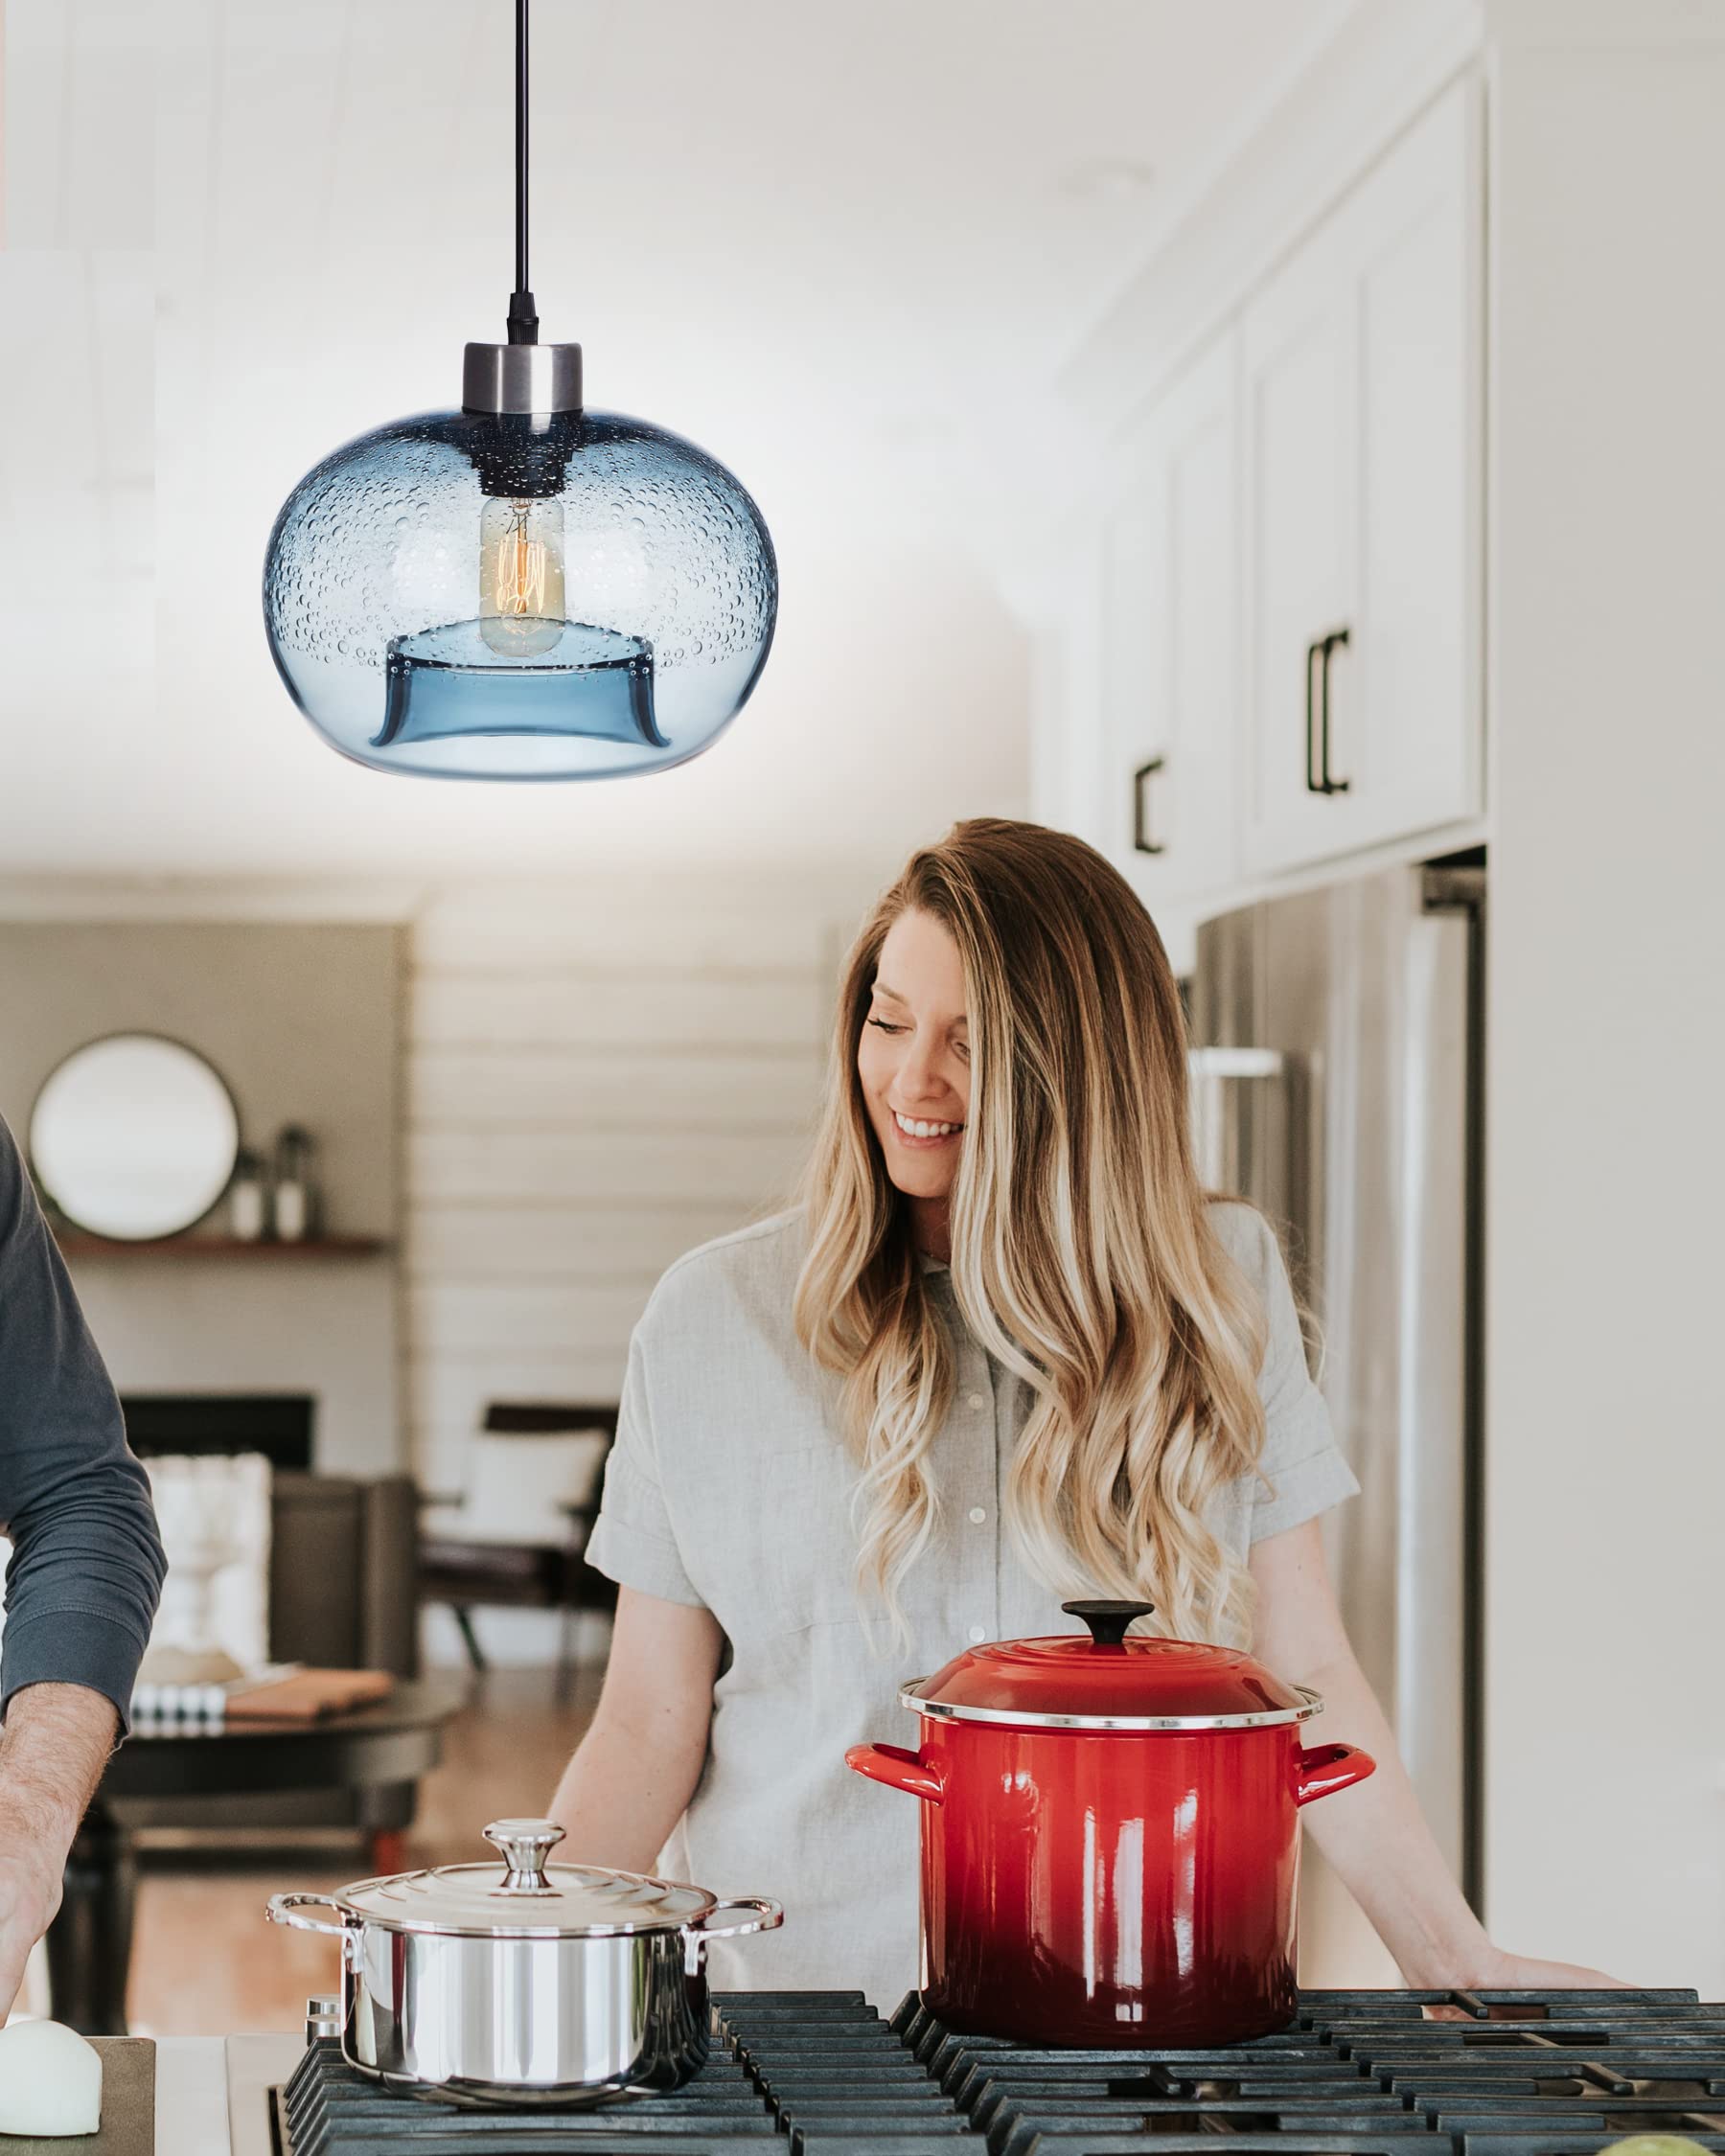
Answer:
1460;1945;1635;1991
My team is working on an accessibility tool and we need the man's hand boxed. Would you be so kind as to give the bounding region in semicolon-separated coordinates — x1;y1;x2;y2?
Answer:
0;1832;63;2025
0;1686;118;2024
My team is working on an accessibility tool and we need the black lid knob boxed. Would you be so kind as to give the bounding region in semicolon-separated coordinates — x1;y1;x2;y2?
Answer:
1062;1599;1156;1647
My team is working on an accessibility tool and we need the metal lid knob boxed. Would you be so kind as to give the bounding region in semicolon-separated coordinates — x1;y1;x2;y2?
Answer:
484;1816;565;1894
1062;1599;1157;1647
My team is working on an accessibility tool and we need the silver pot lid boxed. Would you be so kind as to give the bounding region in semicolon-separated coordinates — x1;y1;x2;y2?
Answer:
335;1820;718;1938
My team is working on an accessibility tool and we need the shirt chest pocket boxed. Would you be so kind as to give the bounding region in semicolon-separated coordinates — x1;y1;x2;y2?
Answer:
744;1443;861;1635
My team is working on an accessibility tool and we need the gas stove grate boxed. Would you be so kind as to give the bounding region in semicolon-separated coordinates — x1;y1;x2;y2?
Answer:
270;1989;1725;2156
893;1986;1725;2156
273;1995;978;2155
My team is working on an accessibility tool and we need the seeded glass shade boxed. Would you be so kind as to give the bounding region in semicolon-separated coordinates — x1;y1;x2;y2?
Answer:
263;409;777;780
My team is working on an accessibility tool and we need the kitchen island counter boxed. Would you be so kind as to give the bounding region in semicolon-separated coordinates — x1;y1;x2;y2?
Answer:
160;1987;1725;2153
157;2036;231;2152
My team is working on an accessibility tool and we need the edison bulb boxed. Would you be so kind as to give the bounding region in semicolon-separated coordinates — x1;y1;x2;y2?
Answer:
480;496;565;655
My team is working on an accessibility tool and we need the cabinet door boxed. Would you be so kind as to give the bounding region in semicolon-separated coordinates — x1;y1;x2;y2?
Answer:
1242;78;1481;875
1099;333;1240;909
1240;211;1357;874
1344;78;1481;851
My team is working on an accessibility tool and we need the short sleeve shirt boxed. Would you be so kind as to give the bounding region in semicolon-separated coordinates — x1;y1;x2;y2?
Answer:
586;1199;1357;2009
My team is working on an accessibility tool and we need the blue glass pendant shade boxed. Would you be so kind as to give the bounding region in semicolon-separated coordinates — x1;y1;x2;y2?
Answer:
263;409;776;780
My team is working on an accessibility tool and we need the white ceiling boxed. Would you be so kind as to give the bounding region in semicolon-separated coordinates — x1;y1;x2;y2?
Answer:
0;0;1347;881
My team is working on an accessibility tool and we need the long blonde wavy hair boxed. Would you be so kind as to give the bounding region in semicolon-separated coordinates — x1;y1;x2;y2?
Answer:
794;818;1269;1645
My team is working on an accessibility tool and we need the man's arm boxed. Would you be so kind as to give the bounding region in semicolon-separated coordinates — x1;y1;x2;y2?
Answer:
0;1685;117;2019
0;1113;166;1731
0;1113;167;2017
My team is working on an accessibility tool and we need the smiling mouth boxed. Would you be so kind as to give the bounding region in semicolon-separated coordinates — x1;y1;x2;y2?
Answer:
891;1110;964;1141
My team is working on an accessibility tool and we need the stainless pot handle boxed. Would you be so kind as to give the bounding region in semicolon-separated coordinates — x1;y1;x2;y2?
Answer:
266;1892;351;1938
685;1895;784;1941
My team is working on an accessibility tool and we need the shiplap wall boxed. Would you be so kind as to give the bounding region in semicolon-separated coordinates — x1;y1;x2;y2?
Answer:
404;872;878;1503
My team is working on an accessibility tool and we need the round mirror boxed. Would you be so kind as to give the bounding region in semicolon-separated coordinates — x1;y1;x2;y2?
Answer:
30;1035;242;1241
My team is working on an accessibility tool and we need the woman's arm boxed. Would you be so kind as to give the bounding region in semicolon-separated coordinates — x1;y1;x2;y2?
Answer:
1249;1519;1625;1988
548;1586;724;1871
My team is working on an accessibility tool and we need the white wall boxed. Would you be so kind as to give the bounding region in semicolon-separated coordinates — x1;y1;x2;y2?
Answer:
0;921;404;1479
403;868;885;1660
1484;2;1725;1991
402;868;884;1494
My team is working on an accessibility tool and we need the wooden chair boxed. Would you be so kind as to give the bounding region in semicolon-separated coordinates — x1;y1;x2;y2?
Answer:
417;1402;618;1701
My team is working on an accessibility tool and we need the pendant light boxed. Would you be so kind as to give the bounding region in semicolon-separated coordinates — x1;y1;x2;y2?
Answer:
262;0;777;781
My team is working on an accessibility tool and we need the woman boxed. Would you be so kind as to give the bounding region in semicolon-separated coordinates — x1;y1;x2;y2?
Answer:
551;818;1615;2005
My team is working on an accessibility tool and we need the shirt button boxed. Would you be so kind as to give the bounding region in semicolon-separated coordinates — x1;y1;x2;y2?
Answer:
967;1624;987;1643
968;1506;987;1525
967;1392;986;1411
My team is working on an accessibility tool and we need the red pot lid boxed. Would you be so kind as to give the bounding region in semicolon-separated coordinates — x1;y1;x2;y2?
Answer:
905;1601;1321;1731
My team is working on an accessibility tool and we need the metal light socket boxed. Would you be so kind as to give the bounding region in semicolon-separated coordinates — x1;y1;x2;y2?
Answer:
462;342;583;416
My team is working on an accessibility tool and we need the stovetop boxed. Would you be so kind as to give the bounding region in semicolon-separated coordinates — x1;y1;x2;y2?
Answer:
248;1988;1725;2156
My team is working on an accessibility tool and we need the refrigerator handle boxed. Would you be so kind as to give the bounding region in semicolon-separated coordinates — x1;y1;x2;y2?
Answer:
1186;1049;1287;1078
1185;1047;1288;1192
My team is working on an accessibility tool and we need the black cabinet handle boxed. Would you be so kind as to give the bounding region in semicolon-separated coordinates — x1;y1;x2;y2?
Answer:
1133;756;1166;855
1303;627;1351;795
1319;627;1350;793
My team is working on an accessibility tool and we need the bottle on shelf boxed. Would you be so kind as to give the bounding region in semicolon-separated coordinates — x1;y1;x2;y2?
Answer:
229;1149;267;1242
270;1124;319;1243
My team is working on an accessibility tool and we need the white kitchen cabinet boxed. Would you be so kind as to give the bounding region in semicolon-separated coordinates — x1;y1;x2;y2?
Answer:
1035;0;1725;2005
1096;333;1240;910
1241;77;1482;876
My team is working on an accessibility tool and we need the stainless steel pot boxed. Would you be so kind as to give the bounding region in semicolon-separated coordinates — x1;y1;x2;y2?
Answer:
264;1817;782;2108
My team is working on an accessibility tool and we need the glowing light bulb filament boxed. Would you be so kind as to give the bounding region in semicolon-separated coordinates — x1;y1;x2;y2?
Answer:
494;509;548;617
479;495;566;657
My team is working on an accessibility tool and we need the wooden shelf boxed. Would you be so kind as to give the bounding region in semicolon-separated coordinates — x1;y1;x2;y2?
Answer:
52;1233;391;1259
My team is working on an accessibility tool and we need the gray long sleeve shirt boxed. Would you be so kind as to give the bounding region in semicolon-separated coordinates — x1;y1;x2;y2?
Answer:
0;1113;166;1731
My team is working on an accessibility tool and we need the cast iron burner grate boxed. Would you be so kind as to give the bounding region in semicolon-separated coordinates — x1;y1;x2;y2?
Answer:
271;1989;1725;2156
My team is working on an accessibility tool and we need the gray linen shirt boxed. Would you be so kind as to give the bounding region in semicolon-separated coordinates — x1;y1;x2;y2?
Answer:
586;1199;1358;2008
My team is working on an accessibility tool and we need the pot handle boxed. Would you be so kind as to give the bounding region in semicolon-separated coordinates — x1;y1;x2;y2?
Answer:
265;1892;352;1938
1295;1742;1377;1806
685;1895;784;1941
844;1742;946;1805
1062;1598;1156;1646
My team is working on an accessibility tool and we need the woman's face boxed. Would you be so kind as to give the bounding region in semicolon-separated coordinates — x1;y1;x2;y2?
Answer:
857;907;971;1204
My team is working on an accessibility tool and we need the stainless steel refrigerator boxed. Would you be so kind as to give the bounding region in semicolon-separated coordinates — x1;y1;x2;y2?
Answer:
1187;857;1483;1988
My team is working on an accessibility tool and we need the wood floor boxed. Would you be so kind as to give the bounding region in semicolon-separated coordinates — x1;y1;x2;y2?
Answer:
126;1666;595;2036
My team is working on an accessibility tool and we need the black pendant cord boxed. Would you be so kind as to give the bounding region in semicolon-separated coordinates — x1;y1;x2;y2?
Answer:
506;0;538;344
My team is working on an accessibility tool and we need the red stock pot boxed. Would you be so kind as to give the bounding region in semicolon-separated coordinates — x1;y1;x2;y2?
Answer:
846;1599;1375;2046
